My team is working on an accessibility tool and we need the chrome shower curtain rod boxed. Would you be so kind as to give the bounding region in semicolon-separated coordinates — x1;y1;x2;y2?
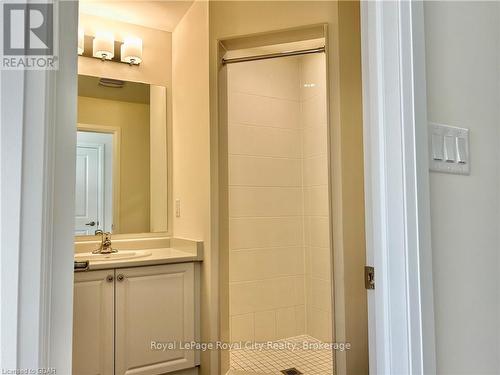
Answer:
221;46;326;65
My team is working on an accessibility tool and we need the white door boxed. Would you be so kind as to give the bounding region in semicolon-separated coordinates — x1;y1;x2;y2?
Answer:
115;263;196;375
73;270;115;375
74;143;103;235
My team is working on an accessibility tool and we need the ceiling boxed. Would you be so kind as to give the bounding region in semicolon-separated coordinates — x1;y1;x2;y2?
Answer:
79;0;195;32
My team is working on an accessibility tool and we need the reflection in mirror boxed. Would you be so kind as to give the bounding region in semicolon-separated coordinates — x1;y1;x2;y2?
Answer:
75;75;168;236
75;130;114;235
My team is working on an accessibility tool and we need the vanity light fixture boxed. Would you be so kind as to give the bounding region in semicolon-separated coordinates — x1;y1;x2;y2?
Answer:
93;31;115;60
78;28;84;55
121;37;143;65
79;30;142;66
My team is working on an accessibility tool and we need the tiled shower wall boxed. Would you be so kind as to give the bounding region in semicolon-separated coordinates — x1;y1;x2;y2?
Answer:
228;53;331;343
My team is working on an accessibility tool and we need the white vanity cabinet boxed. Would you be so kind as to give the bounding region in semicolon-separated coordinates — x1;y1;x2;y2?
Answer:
73;262;199;375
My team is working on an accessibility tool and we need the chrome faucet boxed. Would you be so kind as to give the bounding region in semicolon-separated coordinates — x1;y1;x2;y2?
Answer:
92;230;117;254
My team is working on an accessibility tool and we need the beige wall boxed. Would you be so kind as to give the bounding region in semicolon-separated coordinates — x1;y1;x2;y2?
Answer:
210;2;366;374
78;96;150;233
171;2;213;374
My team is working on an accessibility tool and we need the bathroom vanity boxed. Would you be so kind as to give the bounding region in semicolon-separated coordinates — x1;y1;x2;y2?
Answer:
72;70;201;375
72;238;202;375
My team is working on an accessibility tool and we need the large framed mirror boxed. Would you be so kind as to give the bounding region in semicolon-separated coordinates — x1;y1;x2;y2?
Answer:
75;74;170;238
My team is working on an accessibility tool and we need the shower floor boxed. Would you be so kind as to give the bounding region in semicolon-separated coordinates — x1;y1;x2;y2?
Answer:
230;335;334;375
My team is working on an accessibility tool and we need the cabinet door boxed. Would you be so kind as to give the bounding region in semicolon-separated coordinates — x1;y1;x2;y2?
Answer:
115;263;195;375
73;270;114;375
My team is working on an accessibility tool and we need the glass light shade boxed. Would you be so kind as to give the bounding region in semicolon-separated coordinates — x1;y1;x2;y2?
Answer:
121;37;142;65
77;28;84;55
93;31;114;60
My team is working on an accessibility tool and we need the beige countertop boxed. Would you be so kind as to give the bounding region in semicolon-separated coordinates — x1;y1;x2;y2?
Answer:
74;237;203;271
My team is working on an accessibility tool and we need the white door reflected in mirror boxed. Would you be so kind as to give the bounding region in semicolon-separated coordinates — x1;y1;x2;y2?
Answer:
75;131;113;235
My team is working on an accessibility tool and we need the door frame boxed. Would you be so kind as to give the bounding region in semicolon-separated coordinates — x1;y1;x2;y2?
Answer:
0;1;78;372
361;1;436;374
0;1;436;374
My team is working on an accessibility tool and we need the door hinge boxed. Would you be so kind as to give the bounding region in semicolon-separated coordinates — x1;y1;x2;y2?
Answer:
365;266;375;290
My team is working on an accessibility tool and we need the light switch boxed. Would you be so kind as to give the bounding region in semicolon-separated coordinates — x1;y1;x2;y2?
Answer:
444;135;456;163
429;123;470;175
431;134;444;160
456;137;467;164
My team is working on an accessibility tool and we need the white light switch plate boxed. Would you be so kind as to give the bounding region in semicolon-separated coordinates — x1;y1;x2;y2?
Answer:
429;123;470;175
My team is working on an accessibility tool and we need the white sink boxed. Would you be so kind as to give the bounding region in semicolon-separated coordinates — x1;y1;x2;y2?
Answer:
75;250;152;262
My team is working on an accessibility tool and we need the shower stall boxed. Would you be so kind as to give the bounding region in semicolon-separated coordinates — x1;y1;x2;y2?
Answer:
223;37;333;375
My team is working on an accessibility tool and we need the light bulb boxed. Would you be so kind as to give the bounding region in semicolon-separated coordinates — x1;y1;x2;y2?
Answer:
93;31;114;60
121;37;142;65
